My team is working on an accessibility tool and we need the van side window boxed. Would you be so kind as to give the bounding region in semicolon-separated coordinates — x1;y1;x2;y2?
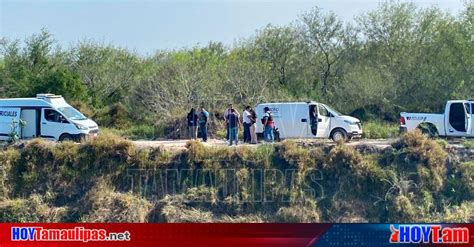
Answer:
318;105;329;117
44;109;61;122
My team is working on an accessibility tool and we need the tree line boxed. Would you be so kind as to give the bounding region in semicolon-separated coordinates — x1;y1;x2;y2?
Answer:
0;1;472;128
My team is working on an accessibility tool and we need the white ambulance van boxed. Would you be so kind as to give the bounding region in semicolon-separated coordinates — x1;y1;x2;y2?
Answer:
0;94;99;142
255;101;362;142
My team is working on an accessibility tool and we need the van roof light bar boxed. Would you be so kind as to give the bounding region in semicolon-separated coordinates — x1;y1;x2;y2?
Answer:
36;94;62;98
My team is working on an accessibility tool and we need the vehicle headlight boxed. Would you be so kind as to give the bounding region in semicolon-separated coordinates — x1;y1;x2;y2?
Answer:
75;123;89;130
344;120;358;125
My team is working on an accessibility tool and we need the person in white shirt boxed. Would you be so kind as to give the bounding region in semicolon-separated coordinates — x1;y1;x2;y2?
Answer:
242;106;252;143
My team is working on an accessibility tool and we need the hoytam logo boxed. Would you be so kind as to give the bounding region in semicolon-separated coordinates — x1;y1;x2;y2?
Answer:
390;224;469;244
11;227;131;242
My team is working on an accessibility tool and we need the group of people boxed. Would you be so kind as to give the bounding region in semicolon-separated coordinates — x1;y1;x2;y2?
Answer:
186;103;275;145
186;105;209;142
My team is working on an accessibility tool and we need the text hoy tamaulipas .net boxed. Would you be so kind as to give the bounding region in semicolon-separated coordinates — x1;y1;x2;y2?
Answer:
11;227;131;242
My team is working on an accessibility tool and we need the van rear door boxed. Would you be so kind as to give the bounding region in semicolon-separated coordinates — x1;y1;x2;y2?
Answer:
20;109;39;139
0;107;21;141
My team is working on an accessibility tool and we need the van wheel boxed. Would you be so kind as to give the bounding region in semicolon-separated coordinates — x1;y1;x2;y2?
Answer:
59;134;74;142
331;129;348;142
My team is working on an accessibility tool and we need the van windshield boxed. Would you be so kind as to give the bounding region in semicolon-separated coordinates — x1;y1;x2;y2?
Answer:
57;107;87;121
323;104;342;117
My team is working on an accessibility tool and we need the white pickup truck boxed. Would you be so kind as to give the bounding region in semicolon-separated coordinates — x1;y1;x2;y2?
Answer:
400;100;474;137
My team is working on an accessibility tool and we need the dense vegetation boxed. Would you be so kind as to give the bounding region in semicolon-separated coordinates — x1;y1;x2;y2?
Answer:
0;131;472;222
1;2;472;139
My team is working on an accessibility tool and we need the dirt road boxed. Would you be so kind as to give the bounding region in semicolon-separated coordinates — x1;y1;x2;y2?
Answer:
132;138;399;150
132;137;471;151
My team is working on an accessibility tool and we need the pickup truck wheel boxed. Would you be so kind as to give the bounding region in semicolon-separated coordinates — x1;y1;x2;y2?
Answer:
331;129;348;142
417;123;439;138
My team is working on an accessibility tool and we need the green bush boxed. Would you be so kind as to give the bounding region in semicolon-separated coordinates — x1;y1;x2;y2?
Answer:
102;125;156;140
463;140;474;149
362;121;399;139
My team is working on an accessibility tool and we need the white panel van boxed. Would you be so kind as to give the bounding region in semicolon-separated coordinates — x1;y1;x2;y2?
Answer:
255;102;362;142
0;94;99;142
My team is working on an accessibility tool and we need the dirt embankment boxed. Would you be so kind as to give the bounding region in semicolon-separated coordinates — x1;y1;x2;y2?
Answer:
1;133;472;223
132;138;473;161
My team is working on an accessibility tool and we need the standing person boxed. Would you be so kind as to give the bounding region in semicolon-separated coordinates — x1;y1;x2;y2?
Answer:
262;107;274;142
186;108;198;139
224;103;240;142
228;109;240;146
242;106;252;143
249;107;258;144
198;105;209;142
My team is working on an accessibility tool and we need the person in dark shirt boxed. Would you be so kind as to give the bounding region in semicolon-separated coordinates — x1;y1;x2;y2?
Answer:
224;103;240;142
249;107;258;144
187;108;199;139
228;109;240;146
198;106;209;142
262;107;274;142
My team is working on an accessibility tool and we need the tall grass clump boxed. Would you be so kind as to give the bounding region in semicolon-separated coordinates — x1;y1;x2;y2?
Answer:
392;131;448;192
79;180;152;223
0;194;67;222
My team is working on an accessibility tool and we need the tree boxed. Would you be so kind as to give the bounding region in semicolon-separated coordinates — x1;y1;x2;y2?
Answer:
299;7;346;99
254;25;297;86
69;42;143;106
0;30;85;100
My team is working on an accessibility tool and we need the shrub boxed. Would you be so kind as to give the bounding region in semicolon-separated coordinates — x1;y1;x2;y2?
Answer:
445;161;473;202
0;148;20;198
276;206;320;223
275;140;311;169
393;131;448;191
0;194;67;222
463;140;474;149
433;202;473;223
362;121;399;139
387;195;417;222
94;103;131;128
102;125;156;140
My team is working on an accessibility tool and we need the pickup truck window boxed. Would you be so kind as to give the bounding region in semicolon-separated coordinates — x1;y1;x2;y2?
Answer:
465;103;471;114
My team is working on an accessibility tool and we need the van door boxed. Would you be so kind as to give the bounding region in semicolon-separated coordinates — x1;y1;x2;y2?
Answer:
446;102;468;137
471;102;474;136
316;104;331;138
41;108;65;140
308;104;318;137
20;109;38;139
466;102;473;136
